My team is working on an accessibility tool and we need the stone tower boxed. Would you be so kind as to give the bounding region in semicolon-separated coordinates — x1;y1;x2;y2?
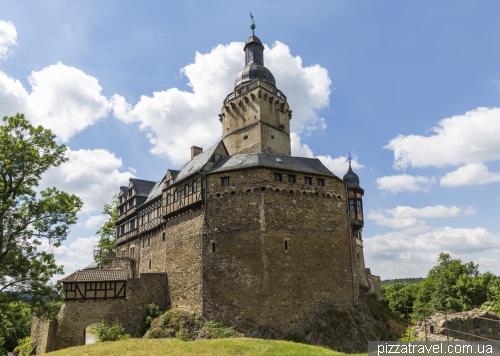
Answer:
220;25;292;156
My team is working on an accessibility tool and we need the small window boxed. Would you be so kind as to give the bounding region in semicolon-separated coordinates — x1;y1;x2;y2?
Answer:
174;190;178;202
305;177;312;185
221;177;230;186
149;258;152;270
317;179;325;187
193;181;197;193
210;242;216;253
142;238;145;248
162;232;166;242
130;220;135;229
274;173;282;182
128;188;133;197
185;184;189;197
157;205;161;218
284;240;289;251
128;200;133;209
167;194;171;205
288;175;296;183
148;236;151;247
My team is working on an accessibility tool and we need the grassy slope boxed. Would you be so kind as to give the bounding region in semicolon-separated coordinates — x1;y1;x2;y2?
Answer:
46;338;368;356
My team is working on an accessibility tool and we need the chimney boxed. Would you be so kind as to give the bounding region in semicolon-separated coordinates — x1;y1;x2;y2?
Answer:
191;146;203;160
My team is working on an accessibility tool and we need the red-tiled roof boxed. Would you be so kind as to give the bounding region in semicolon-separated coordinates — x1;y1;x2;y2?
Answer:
60;269;128;282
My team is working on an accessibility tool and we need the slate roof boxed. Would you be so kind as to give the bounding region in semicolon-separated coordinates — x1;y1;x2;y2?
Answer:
173;142;220;183
143;176;166;205
168;169;180;182
60;269;128;283
119;186;128;196
131;178;156;197
207;153;337;178
82;261;99;270
343;163;364;193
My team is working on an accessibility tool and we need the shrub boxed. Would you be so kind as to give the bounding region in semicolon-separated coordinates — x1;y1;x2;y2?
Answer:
285;332;306;344
14;336;34;356
203;320;236;338
175;327;186;341
140;303;163;336
91;320;130;342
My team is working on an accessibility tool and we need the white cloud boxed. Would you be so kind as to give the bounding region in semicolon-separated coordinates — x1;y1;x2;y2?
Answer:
440;163;500;187
43;236;99;276
291;132;364;177
364;227;500;278
376;174;435;193
112;41;331;165
386;107;500;170
0;62;110;141
368;205;469;228
0;20;17;60
40;148;134;214
82;215;107;230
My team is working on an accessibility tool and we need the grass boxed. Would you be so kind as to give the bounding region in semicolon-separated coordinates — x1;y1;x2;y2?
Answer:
46;337;369;356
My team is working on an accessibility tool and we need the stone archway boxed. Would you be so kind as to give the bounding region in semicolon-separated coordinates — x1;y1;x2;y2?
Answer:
84;323;99;345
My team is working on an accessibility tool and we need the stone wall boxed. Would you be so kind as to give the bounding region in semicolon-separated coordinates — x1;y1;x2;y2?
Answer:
33;273;167;353
202;167;357;336
31;315;57;354
164;209;203;314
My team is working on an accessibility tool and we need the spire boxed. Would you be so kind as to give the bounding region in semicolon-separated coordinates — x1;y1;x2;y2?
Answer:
234;15;276;88
343;154;364;193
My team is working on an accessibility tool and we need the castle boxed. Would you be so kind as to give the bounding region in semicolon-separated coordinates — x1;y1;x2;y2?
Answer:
31;25;380;353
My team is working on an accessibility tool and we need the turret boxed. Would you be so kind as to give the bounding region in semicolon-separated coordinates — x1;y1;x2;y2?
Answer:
343;158;364;233
220;19;292;156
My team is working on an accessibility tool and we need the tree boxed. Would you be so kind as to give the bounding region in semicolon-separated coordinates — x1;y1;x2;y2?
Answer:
0;113;83;314
94;195;118;265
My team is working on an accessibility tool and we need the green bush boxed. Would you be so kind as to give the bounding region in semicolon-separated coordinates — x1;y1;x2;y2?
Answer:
14;336;34;356
203;320;236;339
90;320;130;342
175;328;186;341
285;332;306;344
139;303;163;336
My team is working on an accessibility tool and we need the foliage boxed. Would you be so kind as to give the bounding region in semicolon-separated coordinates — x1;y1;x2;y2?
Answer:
381;278;424;286
285;332;306;344
202;321;236;339
45;338;347;356
0;113;83;314
382;252;500;321
398;327;418;341
94;195;119;265
0;302;32;354
90;320;130;342
139;303;163;336
175;328;186;341
13;336;33;356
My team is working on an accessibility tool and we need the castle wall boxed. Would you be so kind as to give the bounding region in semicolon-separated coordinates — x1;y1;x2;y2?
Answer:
31;315;57;354
202;167;357;336
139;229;166;275
164;209;203;313
48;273;166;352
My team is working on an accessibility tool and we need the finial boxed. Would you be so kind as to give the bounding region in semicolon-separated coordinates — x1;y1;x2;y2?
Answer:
250;13;255;35
348;151;352;167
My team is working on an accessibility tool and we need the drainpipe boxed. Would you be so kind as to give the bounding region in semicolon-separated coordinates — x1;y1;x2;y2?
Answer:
345;183;356;303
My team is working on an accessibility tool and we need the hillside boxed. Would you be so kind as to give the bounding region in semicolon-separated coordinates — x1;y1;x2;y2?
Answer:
45;338;368;356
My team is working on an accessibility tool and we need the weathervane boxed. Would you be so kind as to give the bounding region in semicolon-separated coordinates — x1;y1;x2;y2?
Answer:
250;13;256;35
348;151;352;165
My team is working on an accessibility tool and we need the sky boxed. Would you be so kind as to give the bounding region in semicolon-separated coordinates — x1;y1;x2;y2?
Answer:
1;1;500;280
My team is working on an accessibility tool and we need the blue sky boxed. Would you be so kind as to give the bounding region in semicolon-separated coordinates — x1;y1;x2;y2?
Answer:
1;1;499;279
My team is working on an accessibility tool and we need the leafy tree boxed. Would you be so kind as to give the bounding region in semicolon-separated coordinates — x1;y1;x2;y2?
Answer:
382;283;419;319
94;195;118;265
0;302;31;354
0;113;83;314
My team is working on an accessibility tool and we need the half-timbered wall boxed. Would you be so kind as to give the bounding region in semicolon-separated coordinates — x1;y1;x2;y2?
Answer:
138;198;163;234
163;175;203;217
63;281;126;300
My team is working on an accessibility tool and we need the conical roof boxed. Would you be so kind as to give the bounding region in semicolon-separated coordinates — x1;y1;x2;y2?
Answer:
343;162;363;192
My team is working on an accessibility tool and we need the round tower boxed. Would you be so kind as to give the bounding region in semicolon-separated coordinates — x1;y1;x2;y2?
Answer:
220;22;292;156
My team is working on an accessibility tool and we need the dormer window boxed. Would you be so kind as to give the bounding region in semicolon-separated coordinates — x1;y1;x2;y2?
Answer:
128;188;133;197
